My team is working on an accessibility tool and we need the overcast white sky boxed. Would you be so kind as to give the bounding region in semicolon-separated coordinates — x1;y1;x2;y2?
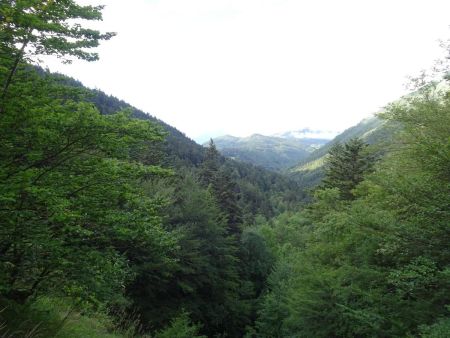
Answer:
44;0;450;143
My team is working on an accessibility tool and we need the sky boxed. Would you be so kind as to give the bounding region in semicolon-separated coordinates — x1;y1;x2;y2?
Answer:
43;0;450;143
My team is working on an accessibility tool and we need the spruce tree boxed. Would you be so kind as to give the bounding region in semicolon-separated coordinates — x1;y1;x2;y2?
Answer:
213;167;243;235
200;140;242;234
321;138;373;200
199;139;220;186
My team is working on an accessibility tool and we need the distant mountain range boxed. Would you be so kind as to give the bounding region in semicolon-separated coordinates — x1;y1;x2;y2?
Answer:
209;133;330;171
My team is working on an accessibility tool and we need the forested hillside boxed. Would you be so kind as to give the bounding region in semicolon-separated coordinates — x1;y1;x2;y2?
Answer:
1;1;449;338
211;134;329;171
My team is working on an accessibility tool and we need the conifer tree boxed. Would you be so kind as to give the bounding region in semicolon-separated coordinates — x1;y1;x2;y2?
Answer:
199;139;220;186
213;167;243;234
321;138;373;200
200;140;242;234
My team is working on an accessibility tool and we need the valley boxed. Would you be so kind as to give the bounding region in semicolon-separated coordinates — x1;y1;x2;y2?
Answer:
0;2;449;338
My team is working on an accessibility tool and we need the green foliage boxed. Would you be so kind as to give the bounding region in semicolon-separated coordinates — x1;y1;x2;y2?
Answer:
0;0;115;105
0;0;114;63
200;139;221;186
240;228;274;294
0;296;125;338
0;67;174;307
321;138;374;200
131;172;245;336
200;140;243;234
155;311;206;338
255;255;298;338
419;316;450;338
0;23;178;335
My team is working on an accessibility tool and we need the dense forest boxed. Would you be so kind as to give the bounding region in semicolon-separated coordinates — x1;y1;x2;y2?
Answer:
1;1;449;337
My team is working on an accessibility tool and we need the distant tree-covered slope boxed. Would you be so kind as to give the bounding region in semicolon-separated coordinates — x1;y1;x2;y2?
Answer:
289;115;397;188
54;75;205;167
211;134;329;171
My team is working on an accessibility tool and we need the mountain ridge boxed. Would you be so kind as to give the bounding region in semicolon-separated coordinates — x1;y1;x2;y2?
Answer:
209;133;330;171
